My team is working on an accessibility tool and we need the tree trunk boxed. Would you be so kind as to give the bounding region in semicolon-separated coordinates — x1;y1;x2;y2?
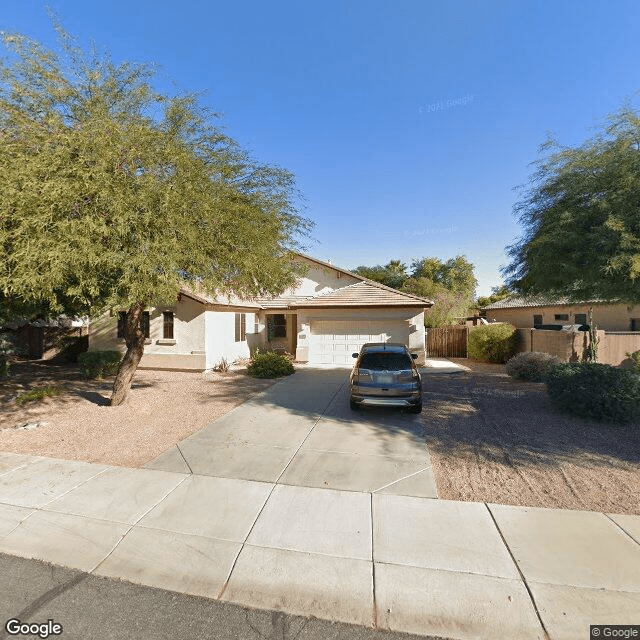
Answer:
110;301;146;406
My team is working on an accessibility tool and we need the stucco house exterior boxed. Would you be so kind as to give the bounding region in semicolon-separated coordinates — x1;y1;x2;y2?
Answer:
89;254;432;369
482;296;640;331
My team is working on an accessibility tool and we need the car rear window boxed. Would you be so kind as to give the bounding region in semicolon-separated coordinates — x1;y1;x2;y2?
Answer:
359;352;413;371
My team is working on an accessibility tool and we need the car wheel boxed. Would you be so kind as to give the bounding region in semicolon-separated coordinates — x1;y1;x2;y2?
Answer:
350;399;359;411
409;403;422;414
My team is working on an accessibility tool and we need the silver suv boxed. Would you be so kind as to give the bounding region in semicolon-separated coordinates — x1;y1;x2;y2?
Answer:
349;343;422;413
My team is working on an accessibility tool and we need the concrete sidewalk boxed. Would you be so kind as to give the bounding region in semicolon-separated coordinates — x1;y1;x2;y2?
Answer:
0;451;639;639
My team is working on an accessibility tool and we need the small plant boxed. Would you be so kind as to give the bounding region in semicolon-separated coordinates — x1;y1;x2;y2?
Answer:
15;386;61;406
545;362;640;423
0;357;9;378
582;307;599;363
505;351;561;382
467;323;520;363
626;350;640;372
247;349;294;379
78;351;121;379
215;357;230;372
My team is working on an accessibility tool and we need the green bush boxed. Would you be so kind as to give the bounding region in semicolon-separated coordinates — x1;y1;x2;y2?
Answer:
545;362;640;424
0;358;9;378
625;350;640;372
505;351;561;382
468;323;519;363
78;351;121;379
15;385;61;405
247;350;294;379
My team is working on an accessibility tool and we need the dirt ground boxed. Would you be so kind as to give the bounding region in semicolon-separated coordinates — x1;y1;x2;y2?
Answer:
0;361;276;467
423;358;640;515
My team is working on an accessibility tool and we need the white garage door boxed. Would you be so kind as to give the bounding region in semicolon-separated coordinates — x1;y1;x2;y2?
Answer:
309;319;409;365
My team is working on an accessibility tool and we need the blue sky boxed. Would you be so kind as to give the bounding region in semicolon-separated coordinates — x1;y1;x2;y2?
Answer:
4;1;640;295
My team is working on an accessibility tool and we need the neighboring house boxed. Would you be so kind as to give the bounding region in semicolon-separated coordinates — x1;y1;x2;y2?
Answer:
482;296;640;331
89;254;433;369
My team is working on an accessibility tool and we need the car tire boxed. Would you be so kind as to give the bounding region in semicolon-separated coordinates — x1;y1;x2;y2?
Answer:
409;402;422;414
350;399;359;411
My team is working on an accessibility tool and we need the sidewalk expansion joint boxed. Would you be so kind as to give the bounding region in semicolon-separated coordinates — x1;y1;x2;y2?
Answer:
370;492;378;629
175;444;194;475
484;503;551;640
604;513;640;547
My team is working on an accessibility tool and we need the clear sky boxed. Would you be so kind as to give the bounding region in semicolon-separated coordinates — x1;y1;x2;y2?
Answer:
3;1;640;295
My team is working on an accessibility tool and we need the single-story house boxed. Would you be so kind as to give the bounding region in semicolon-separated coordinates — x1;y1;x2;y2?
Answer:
482;296;640;332
89;254;433;369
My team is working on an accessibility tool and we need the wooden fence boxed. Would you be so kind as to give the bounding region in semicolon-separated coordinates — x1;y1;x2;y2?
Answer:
426;325;469;357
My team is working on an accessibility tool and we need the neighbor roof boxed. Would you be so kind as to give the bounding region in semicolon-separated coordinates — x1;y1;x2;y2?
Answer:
482;295;606;310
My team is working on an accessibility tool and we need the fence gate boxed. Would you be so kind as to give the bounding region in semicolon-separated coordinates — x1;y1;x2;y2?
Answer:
426;325;469;358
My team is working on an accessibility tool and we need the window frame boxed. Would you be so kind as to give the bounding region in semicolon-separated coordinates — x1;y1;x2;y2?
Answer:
554;313;569;321
574;313;587;325
268;314;287;339
235;313;247;342
163;311;174;339
533;314;543;327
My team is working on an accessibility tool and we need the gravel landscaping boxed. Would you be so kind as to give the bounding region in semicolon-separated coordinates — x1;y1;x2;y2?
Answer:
423;358;640;515
0;361;275;467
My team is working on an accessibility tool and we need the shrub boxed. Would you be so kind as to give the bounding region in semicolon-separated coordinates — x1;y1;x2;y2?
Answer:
467;323;519;363
0;358;9;378
15;386;61;406
247;350;294;378
545;362;640;423
505;351;561;382
626;350;640;372
78;351;121;379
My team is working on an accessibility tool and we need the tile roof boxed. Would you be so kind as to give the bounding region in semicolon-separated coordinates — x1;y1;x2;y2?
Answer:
290;281;431;307
179;253;433;310
482;295;605;310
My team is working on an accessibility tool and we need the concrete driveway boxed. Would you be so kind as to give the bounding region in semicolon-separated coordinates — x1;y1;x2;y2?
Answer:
145;367;438;498
1;363;638;639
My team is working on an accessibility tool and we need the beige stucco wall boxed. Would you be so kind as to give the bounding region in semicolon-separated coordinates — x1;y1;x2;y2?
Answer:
204;311;256;369
88;297;207;369
295;308;425;363
515;328;640;366
487;303;640;332
285;262;359;297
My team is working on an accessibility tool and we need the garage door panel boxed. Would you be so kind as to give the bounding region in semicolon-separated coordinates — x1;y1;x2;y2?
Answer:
309;319;409;365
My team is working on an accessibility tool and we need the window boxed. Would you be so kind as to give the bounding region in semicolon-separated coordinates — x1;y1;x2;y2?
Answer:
533;314;543;326
141;312;150;338
163;311;174;339
631;318;640;332
267;314;287;339
235;313;246;342
574;313;587;325
554;314;569;321
117;311;127;338
118;311;150;338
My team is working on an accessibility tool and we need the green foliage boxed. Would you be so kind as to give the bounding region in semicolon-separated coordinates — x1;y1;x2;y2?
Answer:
247;350;294;379
354;255;478;327
0;21;312;317
505;107;640;305
582;308;599;363
78;350;121;378
352;261;408;290
625;350;640;372
0;358;9;378
477;285;513;309
468;323;519;363
15;386;61;405
410;255;477;295
545;362;640;424
505;351;561;382
52;334;89;363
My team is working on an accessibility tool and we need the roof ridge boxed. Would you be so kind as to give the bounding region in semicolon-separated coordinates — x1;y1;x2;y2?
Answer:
294;253;432;304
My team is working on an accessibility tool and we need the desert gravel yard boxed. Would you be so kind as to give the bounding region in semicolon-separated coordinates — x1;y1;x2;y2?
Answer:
0;362;275;467
423;358;640;515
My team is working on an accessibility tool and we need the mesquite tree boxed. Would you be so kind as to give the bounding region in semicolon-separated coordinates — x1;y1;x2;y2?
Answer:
505;107;640;308
0;22;312;405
